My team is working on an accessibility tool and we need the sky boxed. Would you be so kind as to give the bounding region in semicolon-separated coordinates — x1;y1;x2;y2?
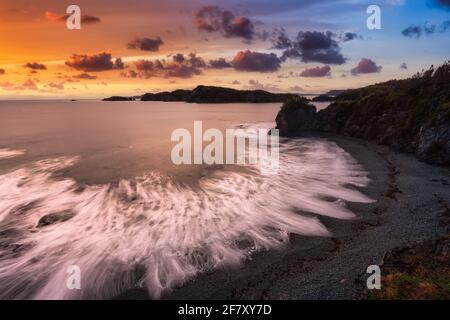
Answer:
0;0;449;99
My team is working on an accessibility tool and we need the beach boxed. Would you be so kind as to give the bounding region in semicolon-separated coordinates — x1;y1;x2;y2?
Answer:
153;133;449;299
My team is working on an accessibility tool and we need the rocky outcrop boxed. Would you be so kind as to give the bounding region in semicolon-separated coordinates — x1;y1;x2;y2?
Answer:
37;211;75;228
275;61;450;166
312;94;335;102
141;86;298;103
102;96;135;101
141;90;191;102
275;97;319;136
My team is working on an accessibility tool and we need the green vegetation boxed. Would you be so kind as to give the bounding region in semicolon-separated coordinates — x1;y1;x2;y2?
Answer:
368;235;450;300
318;61;450;165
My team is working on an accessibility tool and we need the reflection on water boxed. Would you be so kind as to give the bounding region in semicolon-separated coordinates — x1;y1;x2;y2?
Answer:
0;100;370;299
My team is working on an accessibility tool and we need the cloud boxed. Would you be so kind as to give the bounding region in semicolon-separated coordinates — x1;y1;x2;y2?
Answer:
1;79;38;91
402;20;450;38
247;79;281;92
45;11;101;24
0;69;4;75
232;50;281;72
123;53;206;79
273;30;347;65
437;0;450;6
400;62;408;70
127;37;164;51
65;52;125;72
429;0;450;8
19;79;38;90
72;73;97;80
193;6;262;42
402;25;422;38
300;65;331;77
289;85;304;93
46;82;64;90
341;32;362;42
351;58;382;75
0;82;16;90
231;80;240;85
208;58;232;69
24;62;47;70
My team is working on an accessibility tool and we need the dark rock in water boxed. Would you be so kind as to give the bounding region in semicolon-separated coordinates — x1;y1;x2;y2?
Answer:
141;85;298;103
102;96;135;101
275;61;450;166
37;211;75;228
312;94;335;102
275;97;319;136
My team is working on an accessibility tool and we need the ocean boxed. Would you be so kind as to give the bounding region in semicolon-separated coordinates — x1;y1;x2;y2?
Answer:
0;100;373;299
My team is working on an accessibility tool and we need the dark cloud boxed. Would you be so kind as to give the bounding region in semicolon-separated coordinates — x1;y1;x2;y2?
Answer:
208;58;232;69
402;20;450;38
300;65;331;77
24;62;47;70
231;80;240;85
341;32;362;42
65;52;125;72
351;58;382;75
400;62;408;70
402;25;422;38
0;69;4;75
271;28;292;49
232;50;281;72
193;6;262;42
45;11;101;24
431;0;450;8
72;73;97;80
123;53;206;79
273;30;347;65
127;37;164;51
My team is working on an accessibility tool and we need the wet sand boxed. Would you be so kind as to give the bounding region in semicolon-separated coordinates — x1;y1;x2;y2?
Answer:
118;133;450;300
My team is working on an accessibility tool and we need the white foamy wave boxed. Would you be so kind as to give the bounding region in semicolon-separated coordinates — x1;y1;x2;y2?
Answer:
0;148;26;159
0;135;374;299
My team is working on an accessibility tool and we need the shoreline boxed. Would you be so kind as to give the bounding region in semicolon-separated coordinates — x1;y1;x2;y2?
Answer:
117;133;450;299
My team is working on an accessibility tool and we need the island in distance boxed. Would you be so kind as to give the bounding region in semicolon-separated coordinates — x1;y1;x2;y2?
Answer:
103;85;301;103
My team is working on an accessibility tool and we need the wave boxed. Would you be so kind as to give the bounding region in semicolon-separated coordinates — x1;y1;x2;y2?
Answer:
0;129;374;299
0;148;26;160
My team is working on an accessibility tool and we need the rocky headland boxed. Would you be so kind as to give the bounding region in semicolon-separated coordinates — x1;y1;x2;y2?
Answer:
275;61;450;166
104;85;300;104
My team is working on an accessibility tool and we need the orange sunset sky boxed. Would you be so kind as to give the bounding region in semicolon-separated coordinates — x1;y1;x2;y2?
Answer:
0;0;449;99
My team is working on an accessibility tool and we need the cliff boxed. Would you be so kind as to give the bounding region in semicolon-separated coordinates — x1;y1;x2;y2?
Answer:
275;61;450;166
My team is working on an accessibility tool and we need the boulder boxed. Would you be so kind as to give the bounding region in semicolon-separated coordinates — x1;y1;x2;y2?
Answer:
275;97;320;136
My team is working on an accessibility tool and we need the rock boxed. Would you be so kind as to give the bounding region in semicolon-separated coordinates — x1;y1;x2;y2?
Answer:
275;97;319;136
141;86;299;103
141;90;191;102
102;96;135;101
312;94;335;102
37;211;75;228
